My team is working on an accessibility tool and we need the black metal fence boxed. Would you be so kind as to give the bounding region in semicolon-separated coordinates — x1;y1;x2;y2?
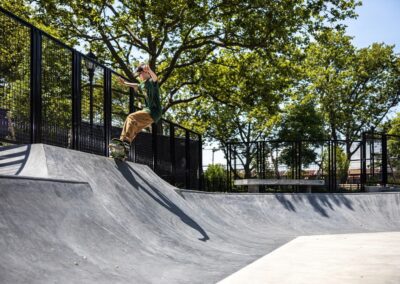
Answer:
227;133;400;192
0;7;203;190
361;131;400;187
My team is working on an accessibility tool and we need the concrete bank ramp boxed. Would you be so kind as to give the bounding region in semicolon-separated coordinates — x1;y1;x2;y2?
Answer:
1;144;400;283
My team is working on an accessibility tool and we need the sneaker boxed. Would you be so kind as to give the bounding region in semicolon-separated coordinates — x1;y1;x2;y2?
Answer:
111;138;130;152
122;141;130;152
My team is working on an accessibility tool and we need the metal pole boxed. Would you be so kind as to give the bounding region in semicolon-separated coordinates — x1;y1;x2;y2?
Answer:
170;124;176;186
333;141;337;191
198;134;203;190
328;141;332;192
185;130;191;189
72;51;81;150
371;130;375;179
89;71;94;130
129;87;135;113
382;134;388;186
298;140;302;180
152;123;158;172
104;69;112;156
361;132;367;191
226;144;230;192
292;142;295;179
30;27;42;143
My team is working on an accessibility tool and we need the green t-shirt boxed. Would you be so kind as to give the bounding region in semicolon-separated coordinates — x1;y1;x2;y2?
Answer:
138;78;162;122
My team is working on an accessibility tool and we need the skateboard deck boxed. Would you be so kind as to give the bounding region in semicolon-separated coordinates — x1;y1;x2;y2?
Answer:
109;139;129;160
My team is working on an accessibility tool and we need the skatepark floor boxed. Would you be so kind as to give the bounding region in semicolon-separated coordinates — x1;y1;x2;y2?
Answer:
1;144;400;283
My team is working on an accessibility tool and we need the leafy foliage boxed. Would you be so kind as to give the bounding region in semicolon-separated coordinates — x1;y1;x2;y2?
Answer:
204;163;228;191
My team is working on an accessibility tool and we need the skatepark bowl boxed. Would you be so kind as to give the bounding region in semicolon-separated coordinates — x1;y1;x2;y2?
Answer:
1;144;400;283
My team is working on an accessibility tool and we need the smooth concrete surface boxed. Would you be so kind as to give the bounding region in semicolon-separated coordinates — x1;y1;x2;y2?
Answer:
218;232;400;284
0;144;48;177
1;144;400;283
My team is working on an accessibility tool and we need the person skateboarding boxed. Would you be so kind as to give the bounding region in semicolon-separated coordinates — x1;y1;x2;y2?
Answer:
109;63;162;159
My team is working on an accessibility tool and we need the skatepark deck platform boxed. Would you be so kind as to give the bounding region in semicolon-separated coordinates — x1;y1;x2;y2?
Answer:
1;144;400;283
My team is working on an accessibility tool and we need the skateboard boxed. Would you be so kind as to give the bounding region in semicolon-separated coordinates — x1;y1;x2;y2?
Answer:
109;138;129;160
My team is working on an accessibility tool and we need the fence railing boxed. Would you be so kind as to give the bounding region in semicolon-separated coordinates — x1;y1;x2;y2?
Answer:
0;6;203;190
226;133;400;192
361;131;400;187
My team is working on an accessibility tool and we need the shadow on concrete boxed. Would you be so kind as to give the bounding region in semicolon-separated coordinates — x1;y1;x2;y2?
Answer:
116;161;210;242
0;144;30;175
274;193;354;218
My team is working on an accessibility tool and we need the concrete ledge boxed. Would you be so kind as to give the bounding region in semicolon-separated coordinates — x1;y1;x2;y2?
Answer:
234;179;325;186
0;174;87;184
234;179;325;193
365;185;400;192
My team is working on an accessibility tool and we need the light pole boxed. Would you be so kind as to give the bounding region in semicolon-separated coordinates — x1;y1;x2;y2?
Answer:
85;51;97;131
212;147;217;165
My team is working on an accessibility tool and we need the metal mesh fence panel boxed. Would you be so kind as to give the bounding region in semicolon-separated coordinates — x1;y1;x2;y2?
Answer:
133;131;153;168
80;59;105;155
157;121;172;182
364;133;384;185
228;140;363;192
0;8;202;190
189;132;199;190
41;35;73;148
110;73;130;156
174;127;186;188
0;13;31;143
111;73;130;128
388;135;400;185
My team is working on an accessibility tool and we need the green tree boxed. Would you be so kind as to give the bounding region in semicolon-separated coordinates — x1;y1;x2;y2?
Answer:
169;50;291;178
380;114;400;182
304;29;400;161
322;145;350;183
274;96;328;177
29;0;359;113
204;164;227;191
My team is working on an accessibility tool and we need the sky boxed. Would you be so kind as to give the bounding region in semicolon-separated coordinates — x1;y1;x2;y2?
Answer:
344;0;400;53
203;0;400;168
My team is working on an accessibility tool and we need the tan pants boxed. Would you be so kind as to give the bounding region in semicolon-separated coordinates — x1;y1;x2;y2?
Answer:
120;111;154;143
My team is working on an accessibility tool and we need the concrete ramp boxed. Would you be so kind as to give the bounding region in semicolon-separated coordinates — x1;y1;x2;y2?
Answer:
1;144;400;283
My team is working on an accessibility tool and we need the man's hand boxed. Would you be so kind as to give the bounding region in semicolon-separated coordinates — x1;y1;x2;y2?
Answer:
117;76;138;89
117;77;126;85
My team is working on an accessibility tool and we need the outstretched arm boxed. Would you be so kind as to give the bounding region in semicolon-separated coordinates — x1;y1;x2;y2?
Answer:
117;77;139;91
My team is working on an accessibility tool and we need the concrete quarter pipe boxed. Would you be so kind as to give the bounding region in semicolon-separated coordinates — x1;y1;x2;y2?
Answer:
1;144;400;283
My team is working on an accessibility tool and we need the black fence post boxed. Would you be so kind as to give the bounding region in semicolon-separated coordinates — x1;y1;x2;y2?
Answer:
30;27;42;143
104;69;112;157
170;124;176;186
129;88;135;113
297;140;302;180
226;144;231;192
72;51;81;150
291;141;296;179
382;133;388;186
152;123;158;172
128;87;136;161
233;146;237;182
185;130;190;189
262;142;266;179
198;134;203;190
328;141;332;192
333;140;337;191
361;132;367;191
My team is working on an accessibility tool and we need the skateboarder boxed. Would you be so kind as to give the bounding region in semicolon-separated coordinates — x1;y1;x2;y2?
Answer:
109;63;162;159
